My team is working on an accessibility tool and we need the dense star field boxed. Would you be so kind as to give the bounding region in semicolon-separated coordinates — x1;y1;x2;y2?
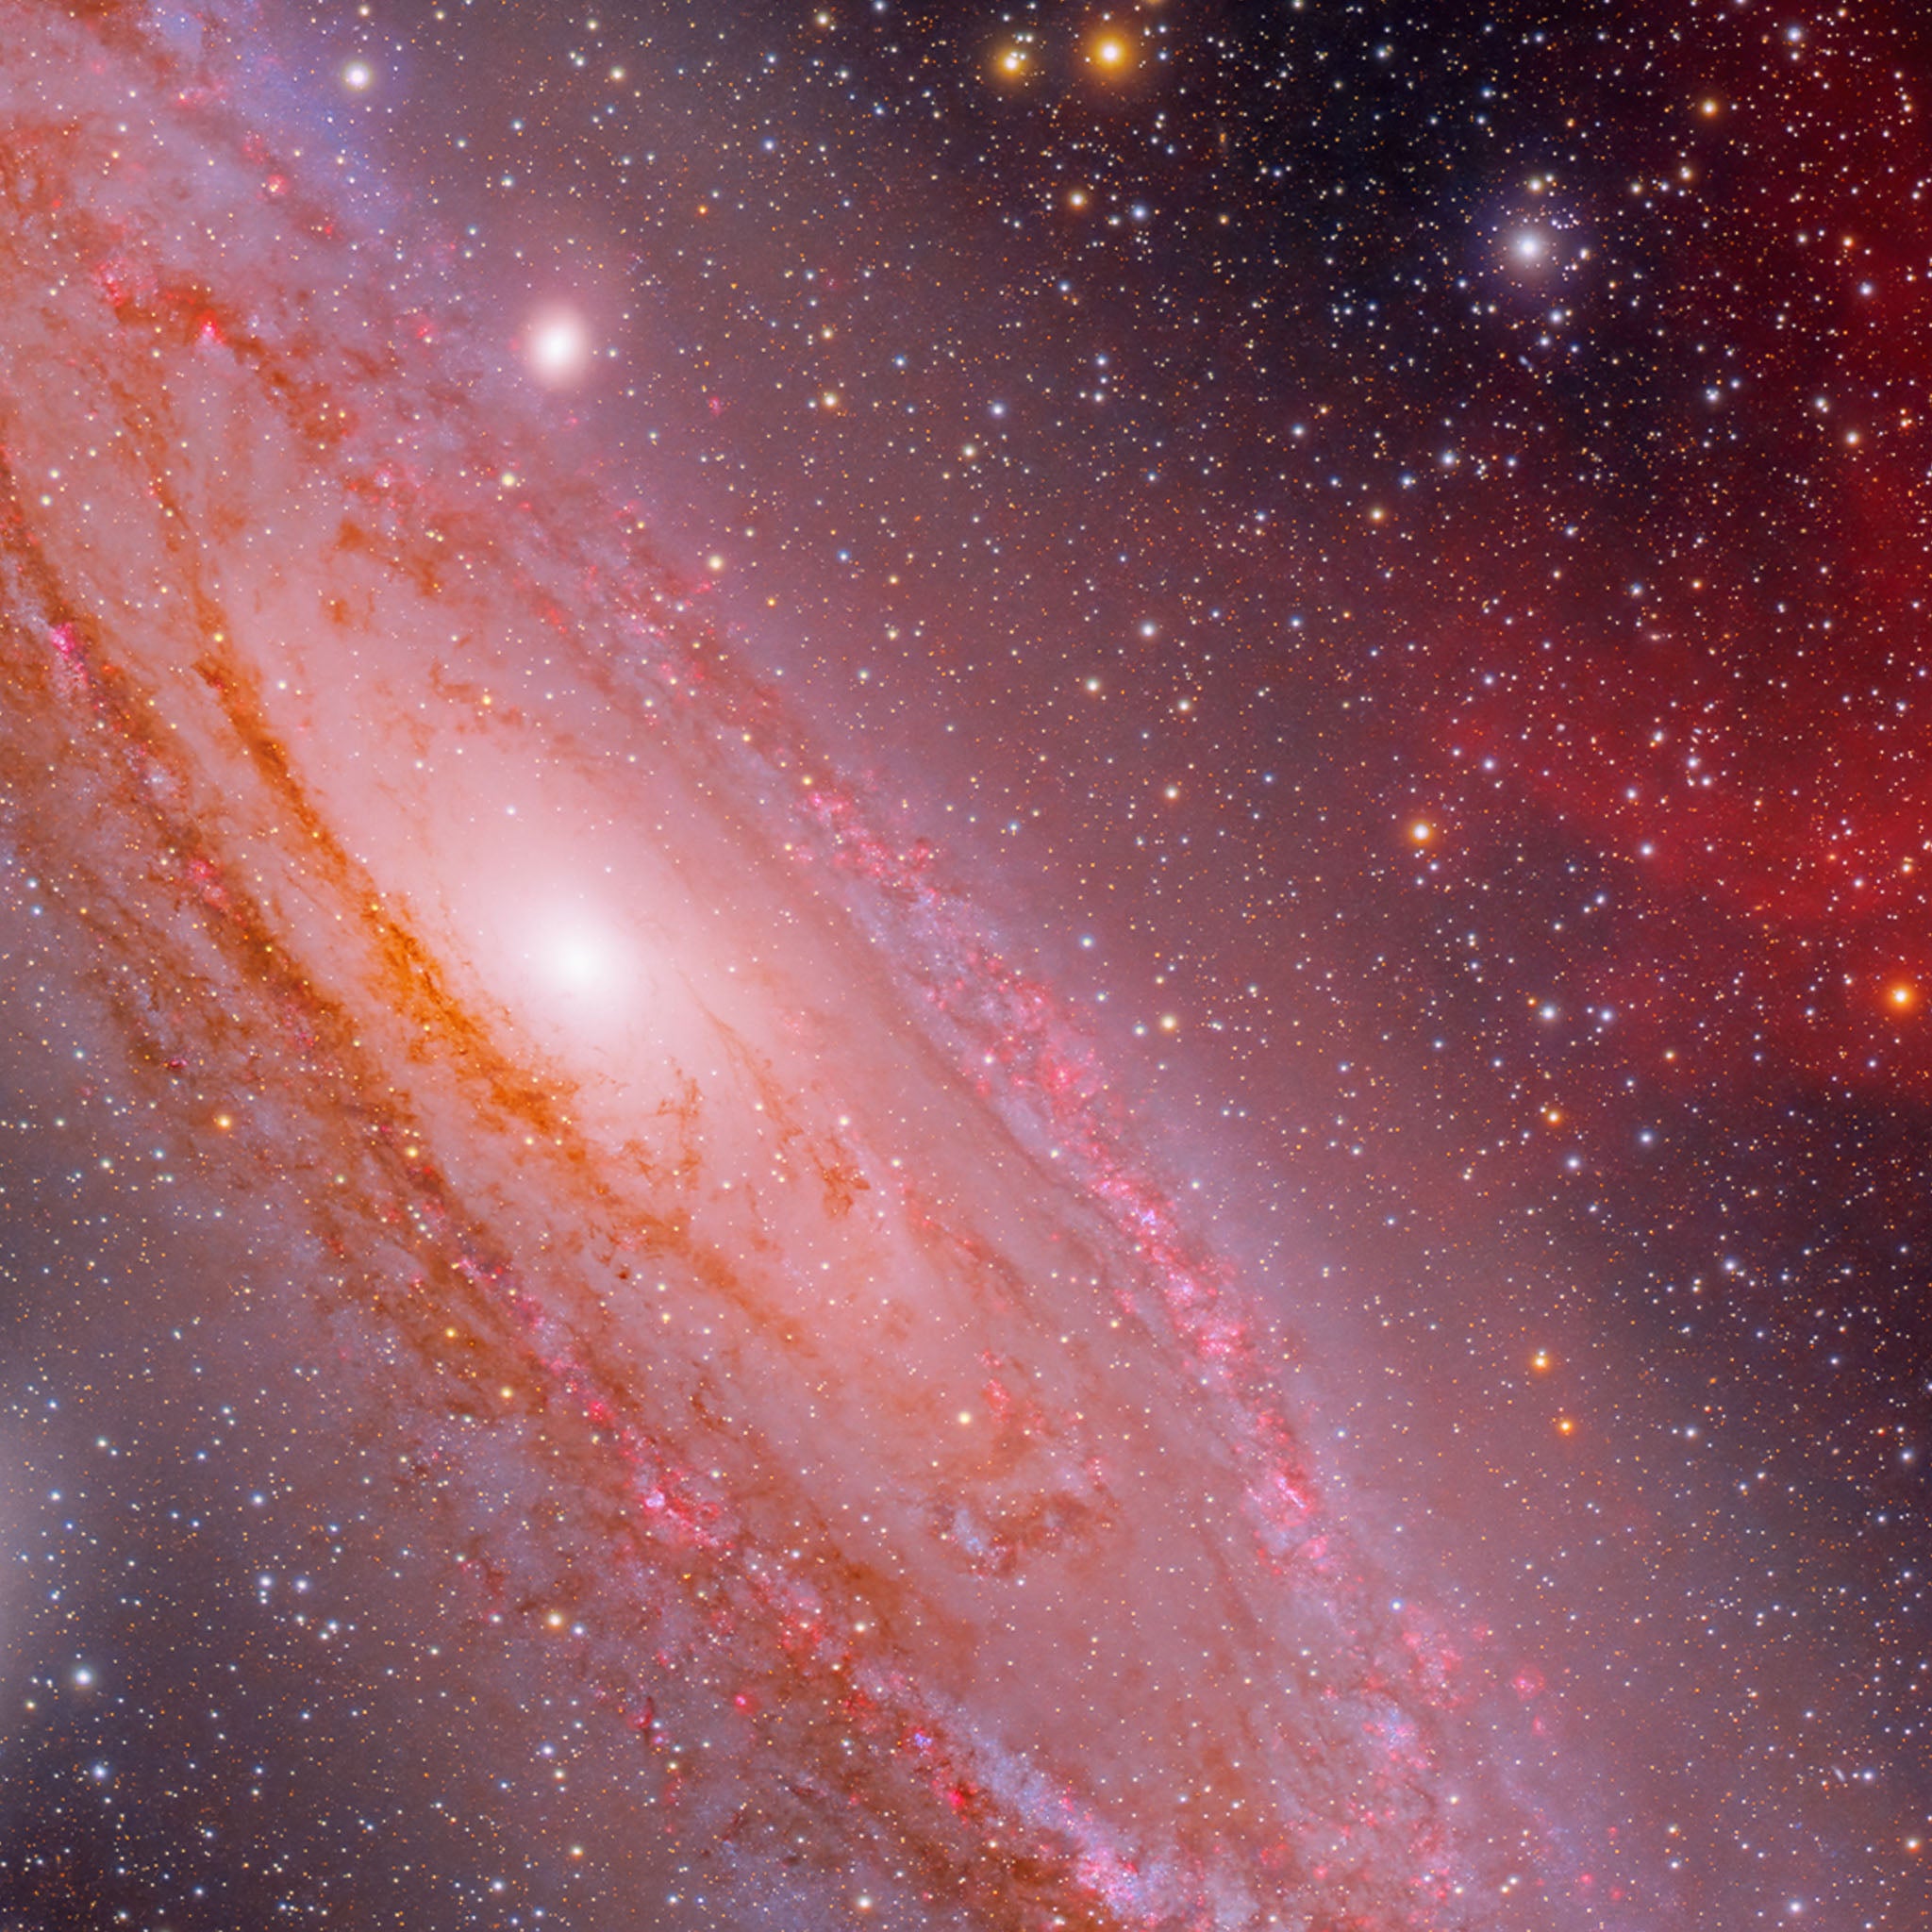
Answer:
1;1;1927;1928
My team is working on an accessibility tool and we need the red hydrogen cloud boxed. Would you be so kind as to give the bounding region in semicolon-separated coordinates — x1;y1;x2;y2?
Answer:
1400;11;1932;1095
0;7;1556;1927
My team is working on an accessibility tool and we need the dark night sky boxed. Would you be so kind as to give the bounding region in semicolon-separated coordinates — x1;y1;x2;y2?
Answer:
1;1;1927;1928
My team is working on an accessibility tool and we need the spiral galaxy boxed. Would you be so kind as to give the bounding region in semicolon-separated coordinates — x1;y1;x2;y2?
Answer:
0;8;1549;1928
7;4;1928;1929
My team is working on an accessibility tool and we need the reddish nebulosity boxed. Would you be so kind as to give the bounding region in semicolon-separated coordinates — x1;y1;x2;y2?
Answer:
0;6;1563;1928
1430;564;1932;1090
1387;12;1932;1101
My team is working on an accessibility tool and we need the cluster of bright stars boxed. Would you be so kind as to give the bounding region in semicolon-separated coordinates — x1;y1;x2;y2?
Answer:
988;24;1141;87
